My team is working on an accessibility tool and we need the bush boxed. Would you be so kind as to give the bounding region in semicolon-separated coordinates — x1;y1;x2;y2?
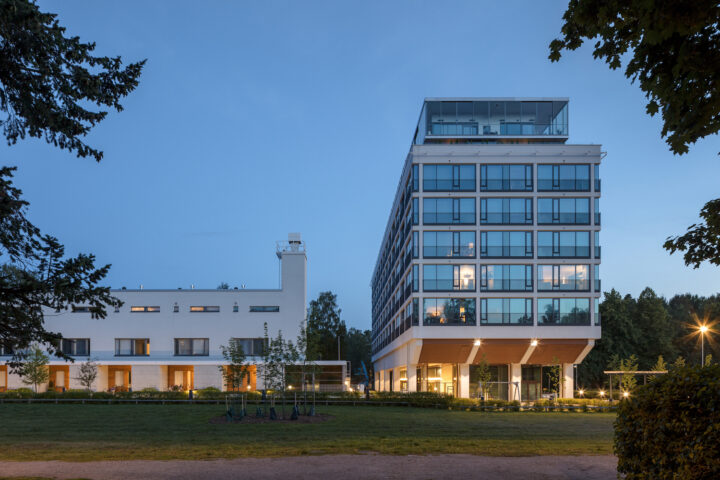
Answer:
615;365;720;480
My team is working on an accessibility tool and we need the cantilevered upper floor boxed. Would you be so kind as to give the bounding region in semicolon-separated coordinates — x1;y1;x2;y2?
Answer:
414;98;569;145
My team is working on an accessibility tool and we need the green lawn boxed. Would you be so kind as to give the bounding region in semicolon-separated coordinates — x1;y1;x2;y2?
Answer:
0;404;614;461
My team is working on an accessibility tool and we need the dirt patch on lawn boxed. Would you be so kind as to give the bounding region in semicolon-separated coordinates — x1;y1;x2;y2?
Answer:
210;413;334;424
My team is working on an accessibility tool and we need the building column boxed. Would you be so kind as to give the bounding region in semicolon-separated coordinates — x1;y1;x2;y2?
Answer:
407;365;417;392
459;364;470;399
393;367;402;392
509;363;522;402
562;363;574;399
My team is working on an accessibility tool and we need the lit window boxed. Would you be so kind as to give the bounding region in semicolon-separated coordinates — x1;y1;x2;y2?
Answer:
130;306;160;313
115;339;150;356
190;306;220;313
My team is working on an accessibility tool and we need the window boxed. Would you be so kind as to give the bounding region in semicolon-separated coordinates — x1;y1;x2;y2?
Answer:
537;265;590;291
594;198;600;225
537;198;590;224
594;231;601;259
423;164;476;191
231;338;267;356
412;265;419;291
537;231;590;258
412;298;419;325
423;298;476;325
412;231;419;258
480;231;533;258
60;338;90;356
538;298;591;325
423;231;475;258
537;164;590;191
130;306;160;313
423;198;475;224
115;338;149;356
412;198;419;225
190;306;220;312
173;303;179;313
594;265;601;292
595;298;601;325
480;298;533;325
480;265;533;291
480;198;532;224
412;164;419;192
423;265;476;291
232;303;239;313
249;306;280;312
71;306;91;313
0;345;13;356
174;338;209;356
594;164;600;192
480;164;532;191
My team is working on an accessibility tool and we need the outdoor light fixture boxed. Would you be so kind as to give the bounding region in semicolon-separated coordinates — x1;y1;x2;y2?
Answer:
578;389;584;397
698;324;711;366
623;391;629;398
530;339;538;347
599;390;606;397
474;339;481;346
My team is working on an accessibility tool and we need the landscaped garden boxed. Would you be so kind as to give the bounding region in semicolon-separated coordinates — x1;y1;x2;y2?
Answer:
0;404;615;461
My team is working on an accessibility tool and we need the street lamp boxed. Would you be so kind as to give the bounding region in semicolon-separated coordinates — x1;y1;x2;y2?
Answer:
699;325;708;366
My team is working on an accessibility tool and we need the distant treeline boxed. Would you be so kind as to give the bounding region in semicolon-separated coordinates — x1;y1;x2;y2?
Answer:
579;288;720;387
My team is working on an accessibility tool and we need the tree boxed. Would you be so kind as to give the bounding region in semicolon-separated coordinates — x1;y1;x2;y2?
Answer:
219;340;249;391
474;354;492;400
74;358;98;390
618;355;639;395
18;344;48;392
307;291;347;361
217;282;229;290
1;0;143;368
650;355;667;380
344;327;372;384
550;1;720;266
633;288;677;368
547;356;562;401
664;199;720;268
0;0;146;161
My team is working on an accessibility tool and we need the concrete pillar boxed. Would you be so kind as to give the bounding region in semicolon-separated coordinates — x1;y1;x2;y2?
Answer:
459;364;470;399
393;367;402;392
509;363;522;402
562;363;574;399
407;364;417;392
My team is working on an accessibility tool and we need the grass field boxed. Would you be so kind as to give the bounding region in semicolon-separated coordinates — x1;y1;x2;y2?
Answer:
0;404;615;461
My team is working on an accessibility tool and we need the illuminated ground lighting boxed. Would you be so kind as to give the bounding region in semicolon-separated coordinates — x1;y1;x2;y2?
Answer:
474;339;482;346
623;391;629;398
530;339;538;347
599;390;606;397
578;389;584;397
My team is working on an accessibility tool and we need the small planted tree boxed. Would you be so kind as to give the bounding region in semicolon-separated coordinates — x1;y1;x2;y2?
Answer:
75;358;98;390
547;356;562;401
219;340;249;391
19;345;49;393
475;354;492;400
619;355;639;397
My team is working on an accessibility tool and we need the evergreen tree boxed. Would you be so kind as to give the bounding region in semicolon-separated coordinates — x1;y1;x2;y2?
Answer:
633;288;677;368
307;291;347;361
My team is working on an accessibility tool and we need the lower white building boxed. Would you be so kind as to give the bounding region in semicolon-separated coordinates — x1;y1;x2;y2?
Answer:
0;234;348;393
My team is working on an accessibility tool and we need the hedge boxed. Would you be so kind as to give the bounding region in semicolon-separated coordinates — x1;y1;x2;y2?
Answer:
615;365;720;480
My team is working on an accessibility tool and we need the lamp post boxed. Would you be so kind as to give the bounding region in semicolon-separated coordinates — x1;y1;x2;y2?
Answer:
699;325;708;366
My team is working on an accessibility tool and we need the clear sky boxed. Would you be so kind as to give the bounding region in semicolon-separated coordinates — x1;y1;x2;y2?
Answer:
5;1;719;330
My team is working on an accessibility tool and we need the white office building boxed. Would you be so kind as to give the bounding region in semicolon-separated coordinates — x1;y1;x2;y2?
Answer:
0;234;348;393
371;98;602;400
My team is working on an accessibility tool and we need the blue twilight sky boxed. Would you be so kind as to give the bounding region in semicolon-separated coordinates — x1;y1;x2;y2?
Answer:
3;1;719;329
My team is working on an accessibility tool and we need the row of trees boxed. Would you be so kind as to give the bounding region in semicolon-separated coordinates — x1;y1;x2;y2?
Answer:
579;288;720;387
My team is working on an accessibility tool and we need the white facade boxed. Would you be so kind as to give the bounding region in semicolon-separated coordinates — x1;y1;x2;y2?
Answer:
371;99;601;400
1;234;347;393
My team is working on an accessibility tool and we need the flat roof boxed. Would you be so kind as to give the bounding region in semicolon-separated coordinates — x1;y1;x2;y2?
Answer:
424;97;569;102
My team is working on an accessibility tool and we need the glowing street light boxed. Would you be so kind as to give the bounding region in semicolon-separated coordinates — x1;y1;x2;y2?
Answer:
599;390;606;398
578;389;585;397
699;325;709;366
623;391;629;398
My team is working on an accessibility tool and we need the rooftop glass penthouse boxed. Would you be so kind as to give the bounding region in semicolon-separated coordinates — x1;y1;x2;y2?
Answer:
415;98;568;144
371;97;601;401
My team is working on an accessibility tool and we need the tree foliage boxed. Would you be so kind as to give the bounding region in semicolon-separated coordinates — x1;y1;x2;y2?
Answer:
550;1;720;267
219;340;249;391
307;291;347;361
74;358;98;390
0;0;146;161
0;0;142;368
549;0;720;155
664;199;720;268
1;167;122;370
18;344;48;392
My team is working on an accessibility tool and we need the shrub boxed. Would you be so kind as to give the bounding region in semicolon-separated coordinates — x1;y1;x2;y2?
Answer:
615;365;720;479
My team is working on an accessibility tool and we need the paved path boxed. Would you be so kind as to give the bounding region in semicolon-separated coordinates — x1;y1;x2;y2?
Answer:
0;455;617;479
